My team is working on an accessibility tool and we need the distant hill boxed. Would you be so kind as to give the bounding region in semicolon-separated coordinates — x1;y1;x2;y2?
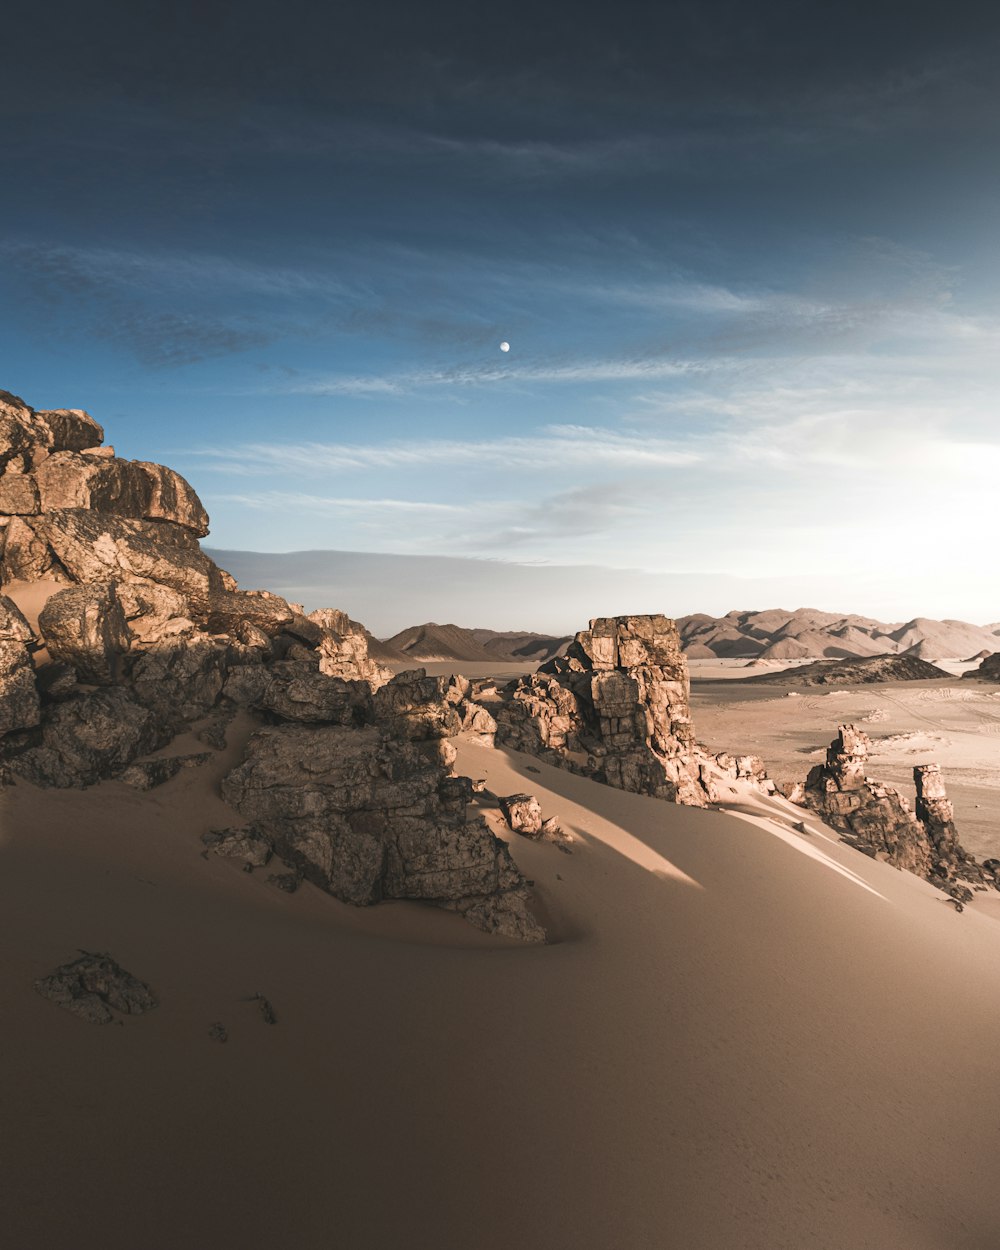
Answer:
742;653;951;686
678;609;1000;661
469;629;571;662
380;623;571;664
382;622;499;663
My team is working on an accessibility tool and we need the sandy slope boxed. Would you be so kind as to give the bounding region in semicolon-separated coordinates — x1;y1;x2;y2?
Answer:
4;726;1000;1249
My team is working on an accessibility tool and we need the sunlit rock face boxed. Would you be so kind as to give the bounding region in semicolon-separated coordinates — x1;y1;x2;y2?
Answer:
483;614;769;806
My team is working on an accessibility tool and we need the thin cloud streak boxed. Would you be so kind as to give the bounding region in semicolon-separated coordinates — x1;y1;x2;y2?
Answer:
191;426;701;476
218;491;466;515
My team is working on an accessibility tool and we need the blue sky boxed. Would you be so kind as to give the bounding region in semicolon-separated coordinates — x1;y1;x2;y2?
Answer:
4;1;1000;627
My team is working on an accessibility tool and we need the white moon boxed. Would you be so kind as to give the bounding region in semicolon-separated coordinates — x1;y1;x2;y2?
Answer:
500;341;510;352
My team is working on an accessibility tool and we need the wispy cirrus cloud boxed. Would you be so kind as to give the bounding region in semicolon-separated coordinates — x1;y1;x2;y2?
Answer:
189;425;701;476
278;357;714;397
217;491;466;515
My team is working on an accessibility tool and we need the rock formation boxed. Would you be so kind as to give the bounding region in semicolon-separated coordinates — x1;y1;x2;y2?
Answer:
34;951;158;1025
789;725;993;900
0;388;543;940
744;653;950;686
477;614;770;806
963;652;1000;681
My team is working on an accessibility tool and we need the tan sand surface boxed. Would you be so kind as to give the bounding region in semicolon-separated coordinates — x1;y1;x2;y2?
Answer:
693;676;1000;860
3;578;65;631
4;723;1000;1248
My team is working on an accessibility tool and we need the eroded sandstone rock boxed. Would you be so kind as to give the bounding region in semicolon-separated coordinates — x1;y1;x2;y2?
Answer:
499;793;543;837
1;386;541;939
34;951;157;1024
221;722;542;938
38;582;131;685
0;595;33;644
481;614;769;806
1;511;225;613
0;638;40;736
201;826;274;867
223;660;372;725
793;725;994;898
7;687;170;787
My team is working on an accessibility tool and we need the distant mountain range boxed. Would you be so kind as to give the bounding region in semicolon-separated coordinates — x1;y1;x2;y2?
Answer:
370;611;1000;667
677;609;1000;661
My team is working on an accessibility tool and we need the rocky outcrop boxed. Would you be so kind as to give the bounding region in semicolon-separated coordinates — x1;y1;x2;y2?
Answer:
201;826;274;867
963;652;1000;682
34;951;157;1024
223;661;373;725
0;387;541;939
309;608;391;687
745;653;950;686
6;687;171;788
480;615;770;806
1;511;228;615
791;725;993;900
221;723;544;941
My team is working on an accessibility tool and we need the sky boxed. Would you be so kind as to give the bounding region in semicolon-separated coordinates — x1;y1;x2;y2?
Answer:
4;1;1000;630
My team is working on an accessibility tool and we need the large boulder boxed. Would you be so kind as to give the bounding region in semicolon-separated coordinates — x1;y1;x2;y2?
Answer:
205;589;295;636
30;452;208;535
35;408;105;453
127;633;230;726
38;582;131;684
372;668;462;740
0;638;40;736
1;511;227;615
223;660;372;725
5;687;170;787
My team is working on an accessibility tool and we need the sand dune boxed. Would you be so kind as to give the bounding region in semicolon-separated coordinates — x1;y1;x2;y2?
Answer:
5;721;1000;1249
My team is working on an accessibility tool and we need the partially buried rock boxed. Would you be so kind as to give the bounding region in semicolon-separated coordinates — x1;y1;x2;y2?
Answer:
34;951;157;1024
268;871;300;893
201;826;273;867
540;815;573;852
499;793;544;837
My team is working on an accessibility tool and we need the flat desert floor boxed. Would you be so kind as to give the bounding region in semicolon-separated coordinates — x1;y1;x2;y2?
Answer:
4;713;1000;1249
692;672;1000;861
